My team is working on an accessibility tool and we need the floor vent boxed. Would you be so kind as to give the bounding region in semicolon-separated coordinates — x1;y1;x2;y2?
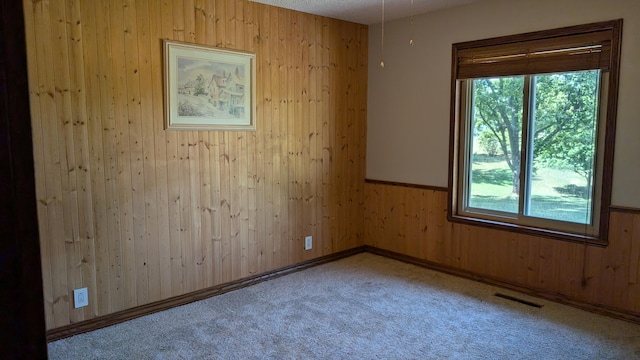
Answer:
494;293;543;308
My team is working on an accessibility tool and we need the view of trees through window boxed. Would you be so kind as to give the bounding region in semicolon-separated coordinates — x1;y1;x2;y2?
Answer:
467;70;600;224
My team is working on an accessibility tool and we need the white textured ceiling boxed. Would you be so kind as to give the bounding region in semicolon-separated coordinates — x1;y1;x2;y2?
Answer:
249;0;483;25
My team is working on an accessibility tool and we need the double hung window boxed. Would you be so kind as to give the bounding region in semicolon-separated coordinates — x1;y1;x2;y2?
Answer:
449;20;622;244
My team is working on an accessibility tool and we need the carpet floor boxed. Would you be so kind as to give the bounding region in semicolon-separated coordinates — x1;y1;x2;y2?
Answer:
48;253;640;359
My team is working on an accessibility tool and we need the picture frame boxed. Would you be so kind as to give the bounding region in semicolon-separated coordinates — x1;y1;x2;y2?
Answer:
163;40;256;131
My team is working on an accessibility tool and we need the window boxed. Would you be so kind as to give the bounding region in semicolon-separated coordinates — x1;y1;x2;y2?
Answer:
448;20;623;244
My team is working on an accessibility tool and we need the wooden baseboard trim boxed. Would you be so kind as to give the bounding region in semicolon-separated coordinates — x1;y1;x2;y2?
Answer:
48;244;639;342
363;245;640;325
47;246;367;342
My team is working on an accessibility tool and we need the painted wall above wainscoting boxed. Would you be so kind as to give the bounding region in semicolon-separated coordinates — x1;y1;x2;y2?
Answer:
24;0;367;330
367;0;640;208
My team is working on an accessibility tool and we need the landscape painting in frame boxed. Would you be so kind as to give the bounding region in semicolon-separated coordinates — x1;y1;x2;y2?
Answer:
163;40;256;130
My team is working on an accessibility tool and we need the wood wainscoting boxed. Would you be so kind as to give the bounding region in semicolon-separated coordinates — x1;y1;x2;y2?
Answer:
24;0;367;330
364;180;640;317
48;242;640;341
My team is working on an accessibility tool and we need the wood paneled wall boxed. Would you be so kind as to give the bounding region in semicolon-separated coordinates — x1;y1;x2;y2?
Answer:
23;0;367;330
364;182;640;315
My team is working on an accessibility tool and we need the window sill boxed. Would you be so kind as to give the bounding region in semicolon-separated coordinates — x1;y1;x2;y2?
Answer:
447;213;608;247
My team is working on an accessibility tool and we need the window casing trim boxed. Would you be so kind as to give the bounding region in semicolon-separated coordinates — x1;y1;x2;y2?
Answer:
447;20;623;246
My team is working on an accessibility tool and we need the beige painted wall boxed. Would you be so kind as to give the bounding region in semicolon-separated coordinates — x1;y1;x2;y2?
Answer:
367;0;640;207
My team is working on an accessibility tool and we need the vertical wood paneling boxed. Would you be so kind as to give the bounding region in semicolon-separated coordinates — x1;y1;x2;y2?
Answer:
313;17;323;256
110;0;136;311
631;215;640;312
302;14;312;260
162;0;183;299
149;0;172;299
136;0;161;304
287;9;298;266
321;17;333;255
277;7;289;267
364;182;640;317
50;0;82;326
25;0;367;330
176;0;194;295
34;0;71;328
66;0;97;322
123;0;149;308
608;212;632;307
247;3;260;274
333;22;345;253
631;215;640;285
23;0;54;327
258;5;271;272
95;0;124;314
203;0;218;288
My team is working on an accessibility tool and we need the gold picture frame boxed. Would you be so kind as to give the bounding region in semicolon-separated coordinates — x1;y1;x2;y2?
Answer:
163;40;256;131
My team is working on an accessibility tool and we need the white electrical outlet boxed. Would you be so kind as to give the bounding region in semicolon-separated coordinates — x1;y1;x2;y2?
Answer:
304;235;312;250
74;287;88;309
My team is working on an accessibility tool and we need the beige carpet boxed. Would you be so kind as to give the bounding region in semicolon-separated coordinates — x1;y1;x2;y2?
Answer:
48;253;640;359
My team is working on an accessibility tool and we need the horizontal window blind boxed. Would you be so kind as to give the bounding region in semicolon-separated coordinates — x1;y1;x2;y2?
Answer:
455;22;619;79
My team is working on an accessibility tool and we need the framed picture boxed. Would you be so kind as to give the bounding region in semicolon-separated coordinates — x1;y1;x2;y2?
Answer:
163;40;256;131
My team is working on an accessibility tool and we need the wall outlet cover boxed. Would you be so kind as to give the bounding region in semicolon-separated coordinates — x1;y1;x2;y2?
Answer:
305;236;312;250
74;287;88;308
